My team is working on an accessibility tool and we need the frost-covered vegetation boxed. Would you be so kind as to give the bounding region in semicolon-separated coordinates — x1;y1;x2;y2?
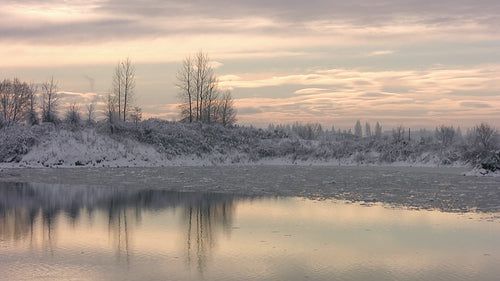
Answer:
1;119;498;172
1;73;498;171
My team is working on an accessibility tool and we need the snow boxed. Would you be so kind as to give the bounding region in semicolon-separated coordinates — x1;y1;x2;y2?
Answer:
463;168;500;177
0;121;485;168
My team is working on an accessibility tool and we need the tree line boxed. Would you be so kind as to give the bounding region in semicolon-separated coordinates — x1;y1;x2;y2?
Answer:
0;52;237;129
0;77;60;126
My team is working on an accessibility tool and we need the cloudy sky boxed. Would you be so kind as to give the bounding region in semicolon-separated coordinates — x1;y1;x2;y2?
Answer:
1;0;499;129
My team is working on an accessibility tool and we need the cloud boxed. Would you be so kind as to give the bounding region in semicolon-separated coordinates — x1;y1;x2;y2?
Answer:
227;65;500;127
460;101;492;108
237;107;263;115
209;61;224;69
367;50;394;57
294;88;329;95
50;63;500;128
1;0;499;67
358;92;391;99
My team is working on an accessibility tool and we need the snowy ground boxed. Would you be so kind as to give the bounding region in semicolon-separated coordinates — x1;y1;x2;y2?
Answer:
0;165;499;214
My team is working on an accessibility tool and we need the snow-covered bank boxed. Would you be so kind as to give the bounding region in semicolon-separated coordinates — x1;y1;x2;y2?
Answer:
3;120;499;170
1;166;499;214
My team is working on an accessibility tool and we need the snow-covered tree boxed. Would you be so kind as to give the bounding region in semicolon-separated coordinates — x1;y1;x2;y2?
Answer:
365;122;372;137
435;125;456;147
86;102;96;125
471;123;498;151
354;120;363;137
64;103;81;127
392;125;405;143
374;122;382;138
462;123;499;166
130;106;142;125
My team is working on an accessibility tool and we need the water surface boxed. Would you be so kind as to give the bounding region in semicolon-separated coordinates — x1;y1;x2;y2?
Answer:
1;182;499;281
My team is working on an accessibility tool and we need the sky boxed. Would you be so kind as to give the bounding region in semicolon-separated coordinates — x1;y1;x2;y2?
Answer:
1;0;499;129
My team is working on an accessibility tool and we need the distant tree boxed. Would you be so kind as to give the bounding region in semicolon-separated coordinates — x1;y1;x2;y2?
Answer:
41;76;59;123
113;57;135;122
0;78;33;126
365;122;372;137
85;102;96;125
435;125;455;147
456;126;463;141
64;103;81;127
472;123;498;152
214;90;236;127
374;122;382;138
130;106;142;125
104;92;119;124
392;125;405;143
463;123;499;165
291;122;323;140
26;82;39;125
354;120;363;137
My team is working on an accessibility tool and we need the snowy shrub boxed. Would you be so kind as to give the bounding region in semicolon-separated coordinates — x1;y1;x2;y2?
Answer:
0;125;37;162
480;151;500;172
461;123;499;166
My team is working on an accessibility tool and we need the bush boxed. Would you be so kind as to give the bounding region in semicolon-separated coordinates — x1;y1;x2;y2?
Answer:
0;125;37;162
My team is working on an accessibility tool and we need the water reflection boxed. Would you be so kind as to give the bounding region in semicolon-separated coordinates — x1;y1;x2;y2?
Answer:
183;194;236;274
1;182;500;281
0;182;247;274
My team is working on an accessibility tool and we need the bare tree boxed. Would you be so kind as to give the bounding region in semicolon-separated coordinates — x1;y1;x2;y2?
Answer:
130;106;142;125
41;76;59;123
113;57;135;122
435;125;455;147
64;103;81;127
105;92;119;124
113;63;123;118
463;123;499;165
176;56;195;123
202;72;219;123
0;78;33;126
176;51;235;125
472;123;498;151
195;51;211;122
215;90;236;127
27;82;39;125
392;125;405;143
86;102;96;125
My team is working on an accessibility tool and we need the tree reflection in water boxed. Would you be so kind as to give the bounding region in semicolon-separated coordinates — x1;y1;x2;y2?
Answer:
184;194;236;275
0;182;249;273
